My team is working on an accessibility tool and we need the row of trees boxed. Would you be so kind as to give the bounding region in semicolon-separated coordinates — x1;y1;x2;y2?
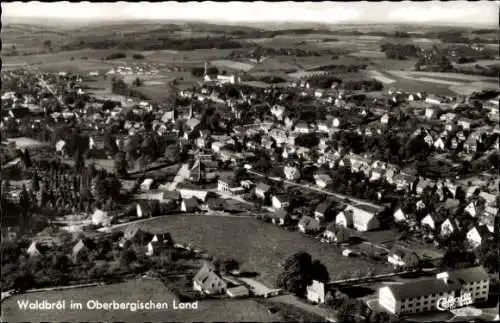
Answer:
380;43;421;60
63;36;245;52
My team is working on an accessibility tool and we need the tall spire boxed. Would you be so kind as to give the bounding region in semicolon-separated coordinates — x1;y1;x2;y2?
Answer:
204;61;208;76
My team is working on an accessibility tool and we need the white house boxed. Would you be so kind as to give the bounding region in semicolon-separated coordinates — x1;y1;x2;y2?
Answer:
314;174;333;188
433;137;446;151
92;209;110;226
140;178;154;191
380;114;390;125
193;263;227;295
393;208;409;223
464;201;480;218
272;195;290;210
425;94;443;105
27;241;42;258
336;208;354;228
351;205;381;231
425;108;436;120
466;226;490;249
440;218;459;237
306;280;326;304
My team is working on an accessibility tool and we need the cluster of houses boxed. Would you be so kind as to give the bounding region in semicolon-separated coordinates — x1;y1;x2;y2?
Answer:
105;64;160;76
26;225;174;264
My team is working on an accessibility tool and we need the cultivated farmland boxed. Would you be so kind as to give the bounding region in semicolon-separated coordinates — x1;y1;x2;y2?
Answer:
114;215;393;288
211;60;255;71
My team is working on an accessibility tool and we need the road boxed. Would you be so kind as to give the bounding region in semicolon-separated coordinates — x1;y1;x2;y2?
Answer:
327;267;438;286
271;294;335;321
247;170;383;210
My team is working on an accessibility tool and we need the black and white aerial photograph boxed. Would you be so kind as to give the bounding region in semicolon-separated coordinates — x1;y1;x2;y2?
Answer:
1;1;499;322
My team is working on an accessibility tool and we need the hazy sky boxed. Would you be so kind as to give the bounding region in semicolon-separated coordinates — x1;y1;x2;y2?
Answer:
3;1;499;26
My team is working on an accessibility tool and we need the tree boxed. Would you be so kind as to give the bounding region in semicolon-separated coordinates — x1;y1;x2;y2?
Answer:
310;259;330;283
276;251;329;297
120;247;137;267
132;77;143;87
114;152;128;177
476;240;499;274
337;299;368;323
32;170;40;192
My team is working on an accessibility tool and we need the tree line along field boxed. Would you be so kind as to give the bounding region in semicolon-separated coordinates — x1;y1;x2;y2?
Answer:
114;215;394;288
1;278;282;322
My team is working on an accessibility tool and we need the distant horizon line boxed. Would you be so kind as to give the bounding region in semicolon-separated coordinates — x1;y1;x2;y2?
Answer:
3;16;494;29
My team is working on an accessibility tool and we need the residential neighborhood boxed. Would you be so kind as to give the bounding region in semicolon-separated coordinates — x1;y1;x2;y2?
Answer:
1;2;499;323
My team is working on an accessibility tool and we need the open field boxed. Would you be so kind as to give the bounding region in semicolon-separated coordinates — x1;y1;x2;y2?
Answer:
211;60;254;71
349;50;386;58
114;215;393;287
1;278;281;322
3;48;234;73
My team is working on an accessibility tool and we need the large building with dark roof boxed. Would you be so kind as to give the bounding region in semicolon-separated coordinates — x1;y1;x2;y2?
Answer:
378;266;490;315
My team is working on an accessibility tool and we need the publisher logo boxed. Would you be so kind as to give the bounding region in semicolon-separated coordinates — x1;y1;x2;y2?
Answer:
437;293;473;311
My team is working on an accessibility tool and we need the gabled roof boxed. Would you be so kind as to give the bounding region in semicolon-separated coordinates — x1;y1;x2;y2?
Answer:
255;183;271;192
385;277;460;300
72;238;95;255
448;266;489;284
274;209;288;219
299;216;319;228
183;197;199;209
316;201;333;214
422;213;445;225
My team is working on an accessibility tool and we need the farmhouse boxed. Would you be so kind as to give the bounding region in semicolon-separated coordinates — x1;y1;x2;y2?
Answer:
181;197;200;212
378;266;489;315
350;205;381;231
298;216;320;233
193;263;227;295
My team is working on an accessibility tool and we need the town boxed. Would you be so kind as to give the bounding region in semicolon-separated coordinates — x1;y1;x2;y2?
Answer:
1;2;499;323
